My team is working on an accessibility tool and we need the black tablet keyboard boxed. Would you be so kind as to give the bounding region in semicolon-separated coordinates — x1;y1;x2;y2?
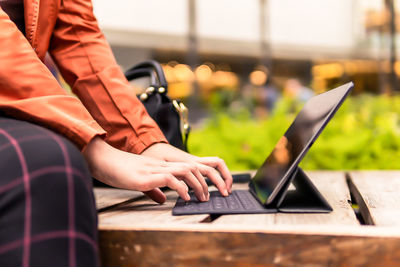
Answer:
173;190;275;215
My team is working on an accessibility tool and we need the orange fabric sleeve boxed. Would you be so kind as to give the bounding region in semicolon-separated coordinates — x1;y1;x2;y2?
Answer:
0;7;106;150
49;0;167;154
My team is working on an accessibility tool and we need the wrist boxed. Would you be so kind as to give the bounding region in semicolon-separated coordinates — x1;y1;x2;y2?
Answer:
82;136;111;176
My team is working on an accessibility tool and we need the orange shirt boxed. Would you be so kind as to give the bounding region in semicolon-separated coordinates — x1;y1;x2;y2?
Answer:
0;0;167;153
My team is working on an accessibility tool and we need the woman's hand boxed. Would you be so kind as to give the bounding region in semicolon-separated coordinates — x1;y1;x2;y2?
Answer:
83;137;213;204
141;143;233;196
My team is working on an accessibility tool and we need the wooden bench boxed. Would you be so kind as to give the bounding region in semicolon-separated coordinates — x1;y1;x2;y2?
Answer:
95;170;400;266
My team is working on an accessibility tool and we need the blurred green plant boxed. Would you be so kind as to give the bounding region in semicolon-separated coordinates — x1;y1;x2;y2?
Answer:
189;94;400;170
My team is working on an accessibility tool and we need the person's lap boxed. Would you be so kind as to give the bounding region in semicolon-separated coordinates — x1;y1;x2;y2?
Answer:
0;117;99;267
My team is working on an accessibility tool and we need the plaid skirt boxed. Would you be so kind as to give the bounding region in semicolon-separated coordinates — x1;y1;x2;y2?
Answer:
0;117;99;267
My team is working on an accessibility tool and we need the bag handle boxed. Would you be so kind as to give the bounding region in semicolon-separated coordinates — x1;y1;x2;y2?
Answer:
124;67;159;87
124;60;168;91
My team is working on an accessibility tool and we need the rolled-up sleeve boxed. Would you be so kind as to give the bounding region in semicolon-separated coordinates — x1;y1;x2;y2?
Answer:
49;0;167;154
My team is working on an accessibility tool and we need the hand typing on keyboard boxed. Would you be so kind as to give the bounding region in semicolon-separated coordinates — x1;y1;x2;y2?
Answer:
140;143;233;203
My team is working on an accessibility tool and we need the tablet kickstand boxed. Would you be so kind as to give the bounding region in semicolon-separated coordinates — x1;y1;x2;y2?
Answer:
277;167;333;213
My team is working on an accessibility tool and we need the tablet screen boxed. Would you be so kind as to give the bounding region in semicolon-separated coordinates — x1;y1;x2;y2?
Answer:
249;83;353;205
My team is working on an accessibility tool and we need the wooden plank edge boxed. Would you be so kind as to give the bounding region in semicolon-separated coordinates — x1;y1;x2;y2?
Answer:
99;224;400;237
99;228;400;266
345;172;375;225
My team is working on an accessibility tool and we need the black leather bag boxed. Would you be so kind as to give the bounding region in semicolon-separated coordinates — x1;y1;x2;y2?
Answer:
124;60;190;151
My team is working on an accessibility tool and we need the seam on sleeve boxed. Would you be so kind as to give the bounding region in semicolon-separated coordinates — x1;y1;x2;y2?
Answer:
61;3;140;136
62;1;98;75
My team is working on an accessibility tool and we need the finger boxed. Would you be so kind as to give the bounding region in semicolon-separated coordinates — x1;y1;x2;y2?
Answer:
138;173;190;201
192;167;210;201
172;162;209;198
143;188;166;204
163;163;207;201
163;174;190;201
197;157;233;193
198;165;229;196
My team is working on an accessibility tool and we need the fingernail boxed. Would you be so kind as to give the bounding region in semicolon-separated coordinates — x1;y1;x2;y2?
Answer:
223;189;229;196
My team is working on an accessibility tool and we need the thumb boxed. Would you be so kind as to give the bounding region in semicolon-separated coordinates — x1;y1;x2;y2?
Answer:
143;188;166;204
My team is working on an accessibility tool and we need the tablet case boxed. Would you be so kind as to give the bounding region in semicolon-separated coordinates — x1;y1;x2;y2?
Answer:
172;167;332;215
271;167;332;213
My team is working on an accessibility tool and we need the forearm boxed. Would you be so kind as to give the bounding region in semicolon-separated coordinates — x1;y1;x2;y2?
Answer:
0;8;106;149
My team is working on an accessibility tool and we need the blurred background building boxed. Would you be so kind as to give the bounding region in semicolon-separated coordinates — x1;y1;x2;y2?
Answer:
92;0;399;106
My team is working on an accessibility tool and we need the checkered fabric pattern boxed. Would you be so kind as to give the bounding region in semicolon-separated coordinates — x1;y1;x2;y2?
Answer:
0;117;99;267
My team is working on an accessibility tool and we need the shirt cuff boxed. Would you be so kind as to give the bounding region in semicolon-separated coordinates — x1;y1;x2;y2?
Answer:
72;120;107;151
127;129;168;154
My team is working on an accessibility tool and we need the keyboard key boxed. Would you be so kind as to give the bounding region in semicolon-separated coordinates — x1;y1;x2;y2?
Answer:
173;190;267;215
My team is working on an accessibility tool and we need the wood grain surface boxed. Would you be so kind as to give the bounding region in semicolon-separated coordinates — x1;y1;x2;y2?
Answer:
99;227;400;267
94;188;144;211
96;171;400;266
213;171;358;226
98;189;211;227
98;171;358;228
348;170;400;227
